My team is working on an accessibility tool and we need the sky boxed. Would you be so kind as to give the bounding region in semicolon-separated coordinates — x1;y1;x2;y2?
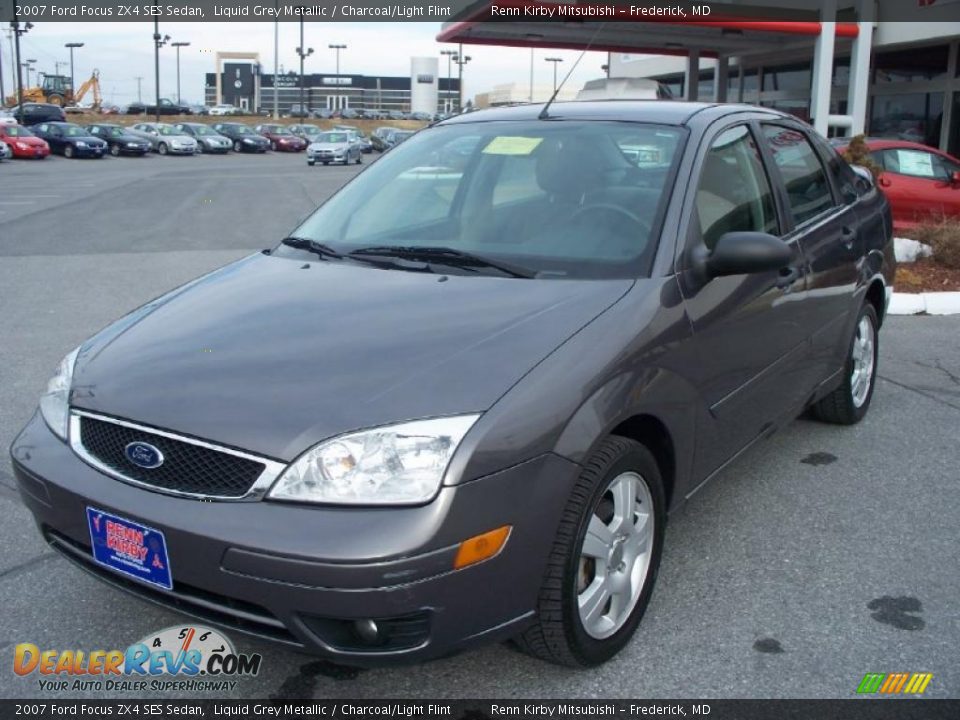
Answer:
1;22;609;105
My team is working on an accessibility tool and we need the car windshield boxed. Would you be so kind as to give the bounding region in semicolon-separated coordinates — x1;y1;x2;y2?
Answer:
158;126;182;136
192;125;215;136
63;126;87;137
266;126;291;135
5;126;33;137
319;132;350;143
231;126;252;135
280;121;685;279
108;128;125;137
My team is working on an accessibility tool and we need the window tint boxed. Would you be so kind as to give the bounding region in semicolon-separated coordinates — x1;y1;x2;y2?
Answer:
875;148;960;180
695;125;779;250
761;125;835;225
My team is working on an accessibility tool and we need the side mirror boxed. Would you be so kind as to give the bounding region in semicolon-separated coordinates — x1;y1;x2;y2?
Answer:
952;171;960;186
696;232;793;280
850;165;875;192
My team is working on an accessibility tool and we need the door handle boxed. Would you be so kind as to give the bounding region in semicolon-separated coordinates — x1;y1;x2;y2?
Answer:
775;266;801;289
841;226;856;250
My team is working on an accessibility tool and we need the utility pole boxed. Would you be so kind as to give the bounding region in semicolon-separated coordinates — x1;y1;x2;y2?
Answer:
23;59;35;89
153;20;170;121
272;0;279;118
171;41;189;105
545;57;563;93
65;42;84;92
529;49;534;102
135;76;143;103
0;30;4;104
295;8;313;116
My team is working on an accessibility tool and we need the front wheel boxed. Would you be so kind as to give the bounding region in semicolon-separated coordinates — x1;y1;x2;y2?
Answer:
811;303;879;424
158;143;168;155
233;141;242;152
515;436;665;667
64;145;74;159
307;160;315;166
110;144;120;157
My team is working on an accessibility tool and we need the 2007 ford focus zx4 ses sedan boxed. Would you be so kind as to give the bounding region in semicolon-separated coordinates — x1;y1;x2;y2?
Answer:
11;101;894;667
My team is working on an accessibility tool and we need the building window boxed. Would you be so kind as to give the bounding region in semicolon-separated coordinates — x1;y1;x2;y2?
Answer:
762;64;811;92
874;45;949;84
869;93;945;148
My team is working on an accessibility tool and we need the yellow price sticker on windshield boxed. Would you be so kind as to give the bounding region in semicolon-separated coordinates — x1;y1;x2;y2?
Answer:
482;136;543;156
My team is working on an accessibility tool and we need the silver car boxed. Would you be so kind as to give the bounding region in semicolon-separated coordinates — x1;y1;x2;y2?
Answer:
173;123;232;154
129;122;198;155
306;131;362;166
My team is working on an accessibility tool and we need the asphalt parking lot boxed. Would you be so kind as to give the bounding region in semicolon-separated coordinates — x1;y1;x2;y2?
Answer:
1;152;958;700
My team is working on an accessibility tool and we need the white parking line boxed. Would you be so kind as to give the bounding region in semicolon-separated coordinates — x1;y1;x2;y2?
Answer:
0;201;35;205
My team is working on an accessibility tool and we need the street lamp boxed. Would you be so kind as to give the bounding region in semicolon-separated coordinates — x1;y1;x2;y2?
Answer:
545;57;563;94
10;0;35;109
23;59;36;88
440;49;455;112
153;20;171;121
296;8;314;116
451;46;471;113
171;41;190;105
64;42;84;94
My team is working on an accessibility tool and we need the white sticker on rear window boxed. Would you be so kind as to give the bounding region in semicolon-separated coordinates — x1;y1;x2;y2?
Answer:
482;136;543;156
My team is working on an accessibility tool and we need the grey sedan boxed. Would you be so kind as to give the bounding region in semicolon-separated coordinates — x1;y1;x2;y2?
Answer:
306;131;362;166
129;122;198;155
173;123;232;154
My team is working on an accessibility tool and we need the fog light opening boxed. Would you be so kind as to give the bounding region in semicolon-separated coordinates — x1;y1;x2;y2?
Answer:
353;618;382;645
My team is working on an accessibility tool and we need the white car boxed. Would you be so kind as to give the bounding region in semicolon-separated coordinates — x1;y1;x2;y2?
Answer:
0;139;11;160
0;115;17;127
129;122;198;155
208;104;237;117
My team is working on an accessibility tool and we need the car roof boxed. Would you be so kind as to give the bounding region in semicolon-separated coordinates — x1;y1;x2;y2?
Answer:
440;100;784;127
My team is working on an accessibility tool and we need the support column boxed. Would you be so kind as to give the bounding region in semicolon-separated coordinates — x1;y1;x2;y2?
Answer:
811;0;837;136
846;0;874;136
685;49;700;101
714;56;729;102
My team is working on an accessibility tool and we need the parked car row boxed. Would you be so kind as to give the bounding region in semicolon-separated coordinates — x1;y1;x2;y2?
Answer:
371;126;416;152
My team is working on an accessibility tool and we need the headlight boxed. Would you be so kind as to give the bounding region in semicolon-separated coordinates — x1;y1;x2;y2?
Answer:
75;141;87;148
39;347;80;441
16;142;28;150
243;138;254;144
269;415;479;505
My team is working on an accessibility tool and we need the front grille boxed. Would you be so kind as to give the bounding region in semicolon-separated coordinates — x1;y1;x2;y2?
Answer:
78;415;266;498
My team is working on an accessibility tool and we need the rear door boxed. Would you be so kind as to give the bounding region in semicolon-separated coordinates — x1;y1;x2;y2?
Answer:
676;121;811;480
757;123;862;385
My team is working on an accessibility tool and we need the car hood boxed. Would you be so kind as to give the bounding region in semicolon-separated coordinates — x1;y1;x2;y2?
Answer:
6;135;45;144
310;142;350;151
159;134;195;142
65;135;105;143
71;253;632;461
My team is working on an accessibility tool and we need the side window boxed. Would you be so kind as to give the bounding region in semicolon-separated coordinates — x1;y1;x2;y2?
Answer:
695;125;779;250
876;148;959;180
761;125;835;225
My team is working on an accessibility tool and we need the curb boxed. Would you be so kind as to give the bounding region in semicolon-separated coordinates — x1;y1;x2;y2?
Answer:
889;292;960;316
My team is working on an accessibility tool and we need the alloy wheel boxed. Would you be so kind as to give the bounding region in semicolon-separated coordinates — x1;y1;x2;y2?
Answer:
851;314;875;408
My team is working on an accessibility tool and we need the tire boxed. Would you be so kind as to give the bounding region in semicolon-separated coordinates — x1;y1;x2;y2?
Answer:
307;160;315;166
323;162;329;166
811;303;879;425
158;143;168;155
64;145;74;159
195;142;204;154
233;141;242;153
515;436;666;667
270;141;277;151
356;156;362;165
110;144;120;157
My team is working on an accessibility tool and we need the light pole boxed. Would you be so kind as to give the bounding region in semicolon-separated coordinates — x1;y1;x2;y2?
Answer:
452;46;471;113
134;76;143;103
545;57;563;94
153;20;171;121
171;41;189;105
529;49;534;102
10;2;35;109
64;42;83;93
272;0;279;118
296;8;314;116
440;49;455;112
329;43;346;111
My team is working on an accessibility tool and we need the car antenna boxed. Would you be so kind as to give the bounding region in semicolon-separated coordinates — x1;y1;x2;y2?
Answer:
539;22;608;120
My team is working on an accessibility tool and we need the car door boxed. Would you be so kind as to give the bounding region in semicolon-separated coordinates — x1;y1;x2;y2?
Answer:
875;146;960;226
758;123;862;385
676;121;812;481
43;125;64;153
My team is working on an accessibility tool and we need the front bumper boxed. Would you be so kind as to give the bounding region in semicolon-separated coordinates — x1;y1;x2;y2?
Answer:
73;145;105;157
165;145;197;155
10;145;48;158
10;411;579;665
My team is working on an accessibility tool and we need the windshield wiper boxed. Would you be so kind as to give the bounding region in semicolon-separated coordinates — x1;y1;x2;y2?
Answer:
348;245;536;279
280;237;344;260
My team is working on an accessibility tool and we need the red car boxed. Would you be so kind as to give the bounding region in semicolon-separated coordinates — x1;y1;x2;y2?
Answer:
836;138;960;232
254;124;307;152
0;124;50;159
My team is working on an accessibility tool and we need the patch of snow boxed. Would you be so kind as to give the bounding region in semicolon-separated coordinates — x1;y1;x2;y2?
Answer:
889;292;960;315
894;237;933;263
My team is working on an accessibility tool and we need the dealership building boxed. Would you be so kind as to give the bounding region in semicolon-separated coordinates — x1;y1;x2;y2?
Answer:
205;54;460;115
439;0;960;154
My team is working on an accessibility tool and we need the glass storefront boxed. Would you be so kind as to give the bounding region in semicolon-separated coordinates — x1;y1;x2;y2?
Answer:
874;45;950;84
869;93;945;147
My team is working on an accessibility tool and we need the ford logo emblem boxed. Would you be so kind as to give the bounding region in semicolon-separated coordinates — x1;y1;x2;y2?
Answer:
124;441;164;470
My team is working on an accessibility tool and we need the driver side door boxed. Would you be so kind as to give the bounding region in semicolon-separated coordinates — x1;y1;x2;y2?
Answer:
676;122;812;482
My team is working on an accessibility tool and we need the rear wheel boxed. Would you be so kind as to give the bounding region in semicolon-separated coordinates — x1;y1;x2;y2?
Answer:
812;303;879;424
515;436;665;667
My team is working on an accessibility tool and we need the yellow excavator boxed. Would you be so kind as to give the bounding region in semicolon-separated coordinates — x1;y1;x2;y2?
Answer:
5;70;102;110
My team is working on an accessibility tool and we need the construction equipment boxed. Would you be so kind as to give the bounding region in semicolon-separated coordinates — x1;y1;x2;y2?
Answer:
5;70;101;111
